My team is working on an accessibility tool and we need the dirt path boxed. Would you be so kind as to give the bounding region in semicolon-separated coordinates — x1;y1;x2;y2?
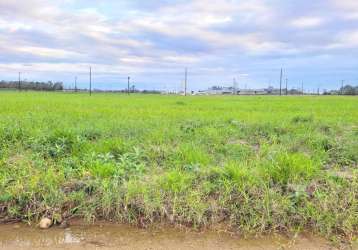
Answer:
0;223;340;250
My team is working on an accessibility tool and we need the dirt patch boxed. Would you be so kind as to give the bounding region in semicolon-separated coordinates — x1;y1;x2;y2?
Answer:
0;223;340;250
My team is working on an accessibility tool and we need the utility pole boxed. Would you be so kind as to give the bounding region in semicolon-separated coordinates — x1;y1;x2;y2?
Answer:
233;77;238;95
285;78;288;95
127;76;130;95
279;68;283;96
75;76;77;92
90;67;92;96
301;82;304;95
184;68;188;96
341;80;344;95
18;72;21;91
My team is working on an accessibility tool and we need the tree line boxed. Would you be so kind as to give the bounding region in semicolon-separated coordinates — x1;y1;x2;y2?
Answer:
323;85;358;95
0;80;63;91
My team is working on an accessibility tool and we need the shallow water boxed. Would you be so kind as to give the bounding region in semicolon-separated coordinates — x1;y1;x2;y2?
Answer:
0;223;337;250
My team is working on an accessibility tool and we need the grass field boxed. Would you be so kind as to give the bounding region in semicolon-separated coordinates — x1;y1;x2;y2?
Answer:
0;92;357;240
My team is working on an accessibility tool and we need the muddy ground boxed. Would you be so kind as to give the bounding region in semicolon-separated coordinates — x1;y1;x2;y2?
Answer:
0;222;345;250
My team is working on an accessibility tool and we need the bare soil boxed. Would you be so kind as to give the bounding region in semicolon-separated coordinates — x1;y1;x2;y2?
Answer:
0;222;341;250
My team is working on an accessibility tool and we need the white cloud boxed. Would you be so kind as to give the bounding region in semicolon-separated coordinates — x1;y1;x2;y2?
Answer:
291;17;324;28
162;55;201;64
331;0;358;19
115;0;280;54
0;19;32;32
326;30;358;49
16;46;83;59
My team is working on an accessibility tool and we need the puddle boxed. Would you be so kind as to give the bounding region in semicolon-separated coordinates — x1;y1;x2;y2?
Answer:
0;223;337;250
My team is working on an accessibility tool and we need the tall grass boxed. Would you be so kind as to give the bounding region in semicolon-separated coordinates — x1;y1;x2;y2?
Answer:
0;92;357;241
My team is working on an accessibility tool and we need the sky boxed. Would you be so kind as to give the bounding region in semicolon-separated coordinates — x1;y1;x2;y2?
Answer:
0;0;357;91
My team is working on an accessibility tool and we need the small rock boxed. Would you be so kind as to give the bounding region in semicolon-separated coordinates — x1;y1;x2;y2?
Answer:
13;224;21;229
39;218;52;229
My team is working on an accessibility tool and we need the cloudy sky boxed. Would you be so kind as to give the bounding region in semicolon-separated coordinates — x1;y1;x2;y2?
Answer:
0;0;357;91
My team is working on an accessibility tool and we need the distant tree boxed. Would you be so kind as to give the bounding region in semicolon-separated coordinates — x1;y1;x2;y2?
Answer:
340;85;357;95
0;80;63;91
326;84;358;95
287;88;302;95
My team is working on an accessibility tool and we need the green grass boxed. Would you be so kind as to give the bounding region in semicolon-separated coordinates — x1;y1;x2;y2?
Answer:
0;92;357;240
